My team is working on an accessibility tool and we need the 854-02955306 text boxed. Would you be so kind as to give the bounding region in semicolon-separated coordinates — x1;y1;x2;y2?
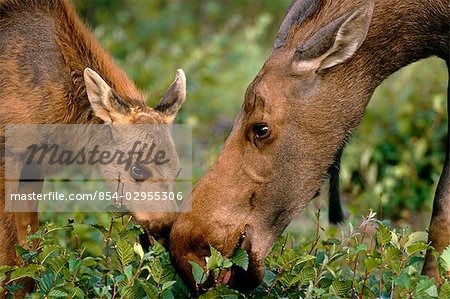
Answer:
4;124;193;212
8;191;185;202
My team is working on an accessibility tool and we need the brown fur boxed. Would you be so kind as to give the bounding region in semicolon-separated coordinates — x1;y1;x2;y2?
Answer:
0;1;185;297
0;0;150;125
170;0;448;293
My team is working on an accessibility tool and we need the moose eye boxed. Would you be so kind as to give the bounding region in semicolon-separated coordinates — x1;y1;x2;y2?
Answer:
253;123;271;139
130;164;152;182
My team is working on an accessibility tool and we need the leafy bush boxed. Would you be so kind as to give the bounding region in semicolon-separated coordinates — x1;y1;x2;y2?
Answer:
2;210;450;298
0;213;190;298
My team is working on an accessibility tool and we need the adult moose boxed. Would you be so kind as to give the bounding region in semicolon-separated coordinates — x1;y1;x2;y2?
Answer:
170;0;449;291
0;0;185;293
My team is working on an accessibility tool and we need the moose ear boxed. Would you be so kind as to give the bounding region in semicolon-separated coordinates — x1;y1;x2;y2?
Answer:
84;68;130;123
155;69;186;123
317;1;374;72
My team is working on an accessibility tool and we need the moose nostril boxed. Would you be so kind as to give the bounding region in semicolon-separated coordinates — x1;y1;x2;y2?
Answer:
239;224;252;252
198;246;210;258
238;232;246;248
249;192;256;209
271;209;286;228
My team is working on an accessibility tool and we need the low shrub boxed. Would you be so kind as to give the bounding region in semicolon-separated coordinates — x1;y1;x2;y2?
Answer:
1;210;449;298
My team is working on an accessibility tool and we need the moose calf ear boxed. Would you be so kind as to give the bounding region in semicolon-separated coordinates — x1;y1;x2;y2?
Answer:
84;68;130;123
155;69;186;123
318;0;374;72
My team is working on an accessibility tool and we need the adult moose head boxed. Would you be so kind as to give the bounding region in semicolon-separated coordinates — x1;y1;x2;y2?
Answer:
0;0;186;294
170;0;449;292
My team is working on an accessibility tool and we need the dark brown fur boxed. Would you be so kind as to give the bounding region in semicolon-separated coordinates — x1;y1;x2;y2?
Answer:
170;0;448;292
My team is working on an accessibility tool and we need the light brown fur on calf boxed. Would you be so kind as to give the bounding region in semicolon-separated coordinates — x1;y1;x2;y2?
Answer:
0;1;185;297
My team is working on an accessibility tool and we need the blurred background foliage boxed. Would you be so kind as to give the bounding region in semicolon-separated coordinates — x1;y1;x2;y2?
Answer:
54;1;448;239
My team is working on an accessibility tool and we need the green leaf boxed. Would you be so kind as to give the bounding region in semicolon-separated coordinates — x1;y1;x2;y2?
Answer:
391;231;401;249
21;250;38;264
230;248;249;271
115;274;126;283
122;282;146;299
119;228;140;244
222;258;233;269
15;245;28;257
376;223;392;245
26;232;44;242
439;282;450;299
406;242;430;256
0;265;15;274
9;264;40;282
385;247;402;260
330;279;351;297
81;257;98;269
68;256;81;272
404;231;428;248
206;246;224;270
294;255;316;267
161;281;176;291
117;239;134;266
161;290;175;299
48;255;69;277
124;264;133;282
138;279;158;298
199;284;240;298
314;287;326;297
262;269;276;286
71;287;85;299
364;257;381;272
133;242;144;260
151;238;166;257
356;244;368;253
425;285;438;298
415;277;434;293
394;273;411;289
89;224;108;235
48;289;69;298
439;245;450;273
94;286;110;297
300;267;316;283
149;259;173;284
35;273;54;293
189;261;207;285
38;245;60;264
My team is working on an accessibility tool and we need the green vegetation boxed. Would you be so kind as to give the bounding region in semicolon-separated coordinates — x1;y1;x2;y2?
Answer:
2;211;450;298
2;1;448;298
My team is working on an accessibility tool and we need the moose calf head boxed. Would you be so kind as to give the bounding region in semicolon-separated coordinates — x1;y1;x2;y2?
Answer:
84;67;186;243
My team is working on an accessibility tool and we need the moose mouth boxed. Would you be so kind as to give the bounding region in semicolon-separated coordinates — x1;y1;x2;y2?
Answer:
204;225;265;291
227;251;265;291
200;252;264;292
230;228;265;291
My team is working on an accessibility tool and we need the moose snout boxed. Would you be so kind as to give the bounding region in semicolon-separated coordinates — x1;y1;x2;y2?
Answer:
169;220;211;293
169;217;266;293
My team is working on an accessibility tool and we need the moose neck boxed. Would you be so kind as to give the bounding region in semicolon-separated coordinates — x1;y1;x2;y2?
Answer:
355;0;448;90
